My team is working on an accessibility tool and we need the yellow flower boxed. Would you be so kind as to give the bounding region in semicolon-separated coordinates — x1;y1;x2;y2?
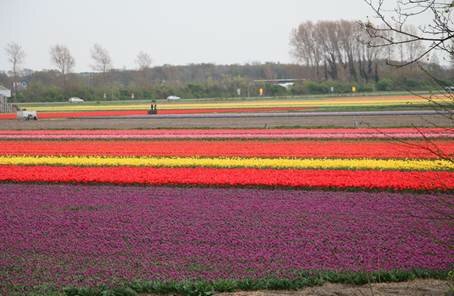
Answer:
0;155;451;171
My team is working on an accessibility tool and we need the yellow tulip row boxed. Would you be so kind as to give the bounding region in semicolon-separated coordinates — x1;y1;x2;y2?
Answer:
0;155;451;171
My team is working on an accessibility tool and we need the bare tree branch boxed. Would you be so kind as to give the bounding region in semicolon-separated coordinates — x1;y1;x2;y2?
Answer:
4;42;25;100
362;0;454;66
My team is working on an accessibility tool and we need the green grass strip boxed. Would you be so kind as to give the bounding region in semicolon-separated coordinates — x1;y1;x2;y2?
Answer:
6;268;451;296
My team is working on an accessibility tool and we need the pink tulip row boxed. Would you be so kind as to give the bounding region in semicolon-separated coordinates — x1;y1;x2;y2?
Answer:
0;128;451;139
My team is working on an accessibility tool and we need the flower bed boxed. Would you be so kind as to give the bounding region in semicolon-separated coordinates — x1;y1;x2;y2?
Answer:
0;128;451;139
1;140;452;159
0;184;451;289
0;128;452;294
0;155;452;171
0;165;452;190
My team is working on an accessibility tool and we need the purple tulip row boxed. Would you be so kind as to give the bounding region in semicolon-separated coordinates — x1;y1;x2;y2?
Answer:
0;184;452;288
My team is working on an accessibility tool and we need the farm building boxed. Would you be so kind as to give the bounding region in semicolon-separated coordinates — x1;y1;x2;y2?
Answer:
0;85;13;113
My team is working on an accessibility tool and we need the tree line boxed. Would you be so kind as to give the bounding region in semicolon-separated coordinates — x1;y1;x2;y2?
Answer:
1;19;453;102
289;20;430;82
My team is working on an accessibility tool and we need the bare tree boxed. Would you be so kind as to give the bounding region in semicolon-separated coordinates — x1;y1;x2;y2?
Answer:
338;20;361;81
450;40;454;67
136;51;152;70
361;0;454;67
357;29;386;82
290;21;323;80
50;45;75;92
91;44;112;74
135;51;153;89
391;24;425;64
316;21;341;80
291;20;388;82
361;0;453;117
5;42;25;100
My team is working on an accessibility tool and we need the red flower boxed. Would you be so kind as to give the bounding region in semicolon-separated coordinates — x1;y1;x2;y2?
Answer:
0;165;451;191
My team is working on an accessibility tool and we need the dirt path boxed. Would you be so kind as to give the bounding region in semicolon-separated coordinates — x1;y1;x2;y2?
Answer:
1;113;452;130
217;279;450;296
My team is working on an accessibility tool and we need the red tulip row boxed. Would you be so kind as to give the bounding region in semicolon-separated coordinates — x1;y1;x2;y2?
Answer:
1;140;452;159
0;165;452;190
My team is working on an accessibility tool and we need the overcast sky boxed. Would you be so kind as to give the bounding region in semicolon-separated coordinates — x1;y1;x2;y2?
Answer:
0;0;418;72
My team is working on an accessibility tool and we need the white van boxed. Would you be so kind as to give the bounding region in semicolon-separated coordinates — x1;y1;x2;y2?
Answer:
68;97;84;103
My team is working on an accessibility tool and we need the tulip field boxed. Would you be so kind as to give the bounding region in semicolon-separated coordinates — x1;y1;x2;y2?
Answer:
0;94;449;120
0;127;453;295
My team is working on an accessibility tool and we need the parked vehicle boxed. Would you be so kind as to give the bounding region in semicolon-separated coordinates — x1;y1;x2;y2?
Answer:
17;110;38;120
68;97;84;103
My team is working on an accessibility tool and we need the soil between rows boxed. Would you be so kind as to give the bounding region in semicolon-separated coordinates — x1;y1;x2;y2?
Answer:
0;113;452;130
